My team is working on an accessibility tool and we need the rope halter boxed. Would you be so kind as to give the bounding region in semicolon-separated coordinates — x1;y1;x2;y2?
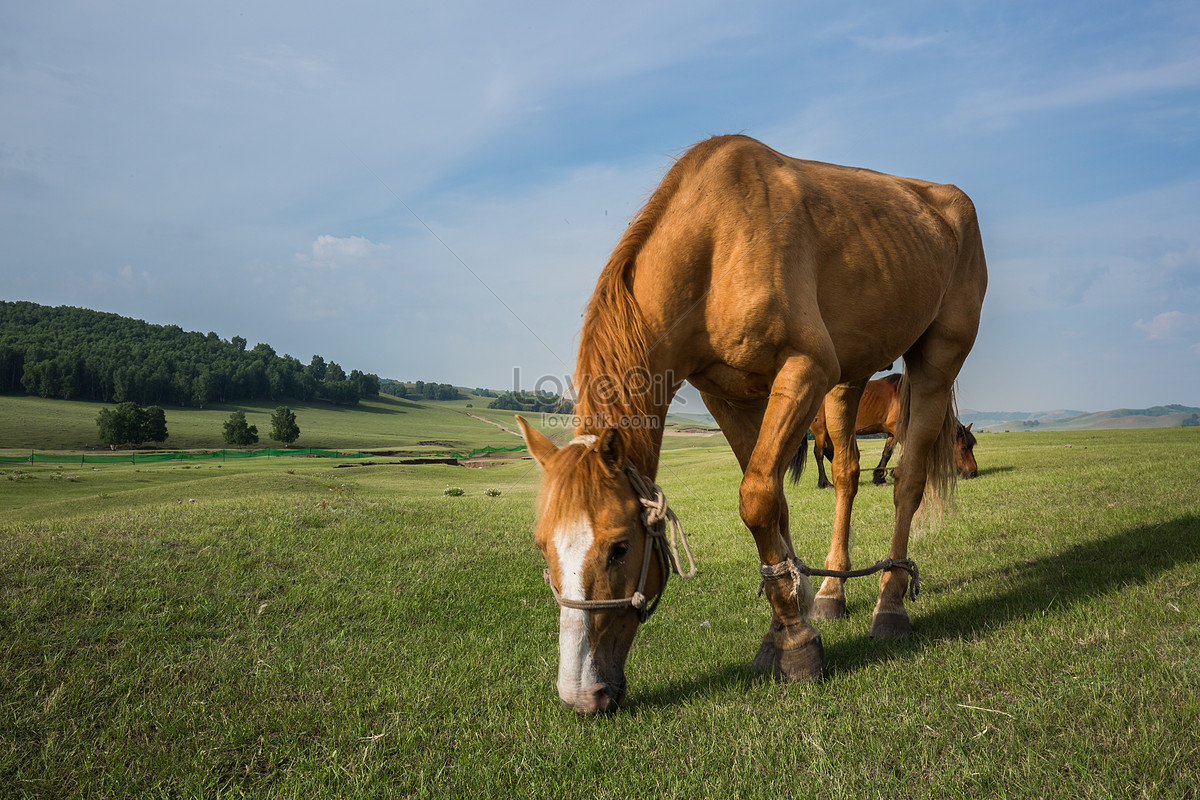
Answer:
543;440;696;623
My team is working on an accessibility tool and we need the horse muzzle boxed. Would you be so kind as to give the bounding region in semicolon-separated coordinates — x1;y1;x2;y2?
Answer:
559;678;626;714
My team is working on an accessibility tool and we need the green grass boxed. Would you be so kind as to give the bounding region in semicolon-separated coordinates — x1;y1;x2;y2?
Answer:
2;428;1199;797
0;392;710;460
0;393;533;453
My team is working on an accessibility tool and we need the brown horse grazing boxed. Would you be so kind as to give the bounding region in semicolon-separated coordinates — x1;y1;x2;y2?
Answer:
807;373;980;488
517;135;987;713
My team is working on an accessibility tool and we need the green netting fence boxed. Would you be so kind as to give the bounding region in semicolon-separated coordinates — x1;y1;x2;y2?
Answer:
0;444;528;466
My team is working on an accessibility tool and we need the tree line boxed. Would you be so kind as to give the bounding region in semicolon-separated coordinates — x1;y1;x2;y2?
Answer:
379;380;464;401
377;381;571;413
487;390;573;413
0;301;380;407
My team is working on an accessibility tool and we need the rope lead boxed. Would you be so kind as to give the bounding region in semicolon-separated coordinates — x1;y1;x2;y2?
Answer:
759;556;921;600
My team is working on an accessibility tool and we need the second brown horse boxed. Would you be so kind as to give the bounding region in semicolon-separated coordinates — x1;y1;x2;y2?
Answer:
806;373;979;489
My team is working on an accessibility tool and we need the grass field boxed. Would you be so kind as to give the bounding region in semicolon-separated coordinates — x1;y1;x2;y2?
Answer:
2;423;1199;798
0;393;533;453
0;393;709;456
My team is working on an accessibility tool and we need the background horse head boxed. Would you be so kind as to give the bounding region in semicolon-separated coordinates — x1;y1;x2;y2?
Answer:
955;422;978;478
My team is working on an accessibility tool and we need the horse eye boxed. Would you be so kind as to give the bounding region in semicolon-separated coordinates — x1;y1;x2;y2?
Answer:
608;541;630;565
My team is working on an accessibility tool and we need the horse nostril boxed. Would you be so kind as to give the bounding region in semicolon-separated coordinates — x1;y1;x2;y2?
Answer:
592;687;612;713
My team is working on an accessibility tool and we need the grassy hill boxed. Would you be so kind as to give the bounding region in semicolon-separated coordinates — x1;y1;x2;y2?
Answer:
0;393;530;453
961;404;1200;432
0;392;723;454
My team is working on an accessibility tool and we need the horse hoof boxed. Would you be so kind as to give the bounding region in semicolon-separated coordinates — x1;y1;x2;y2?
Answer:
810;595;846;620
749;632;779;674
778;633;825;681
869;610;912;639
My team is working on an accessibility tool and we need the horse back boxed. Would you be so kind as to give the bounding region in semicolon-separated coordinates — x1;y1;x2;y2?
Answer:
625;135;986;401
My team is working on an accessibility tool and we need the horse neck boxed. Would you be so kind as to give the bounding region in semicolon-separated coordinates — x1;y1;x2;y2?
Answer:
572;361;675;479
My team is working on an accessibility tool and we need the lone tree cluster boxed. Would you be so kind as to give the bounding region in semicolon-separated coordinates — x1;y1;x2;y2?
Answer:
95;404;304;449
96;402;169;448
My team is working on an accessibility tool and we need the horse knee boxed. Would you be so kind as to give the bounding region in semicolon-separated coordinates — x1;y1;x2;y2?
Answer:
739;473;782;533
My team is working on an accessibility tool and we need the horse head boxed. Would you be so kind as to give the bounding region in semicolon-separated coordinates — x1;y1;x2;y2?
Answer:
955;421;979;479
517;417;669;713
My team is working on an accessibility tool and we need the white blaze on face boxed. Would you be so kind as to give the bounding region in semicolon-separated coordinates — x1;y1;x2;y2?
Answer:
554;517;600;704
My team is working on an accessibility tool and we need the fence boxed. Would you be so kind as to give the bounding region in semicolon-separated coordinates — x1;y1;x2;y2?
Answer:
0;444;528;466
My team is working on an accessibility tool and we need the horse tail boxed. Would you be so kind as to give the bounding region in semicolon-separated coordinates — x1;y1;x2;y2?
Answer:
786;435;808;485
895;372;958;520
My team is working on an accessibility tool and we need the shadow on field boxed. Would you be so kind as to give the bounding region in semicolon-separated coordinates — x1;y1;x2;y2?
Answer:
822;513;1200;674
324;400;417;414
627;514;1200;705
974;465;1014;477
628;665;754;711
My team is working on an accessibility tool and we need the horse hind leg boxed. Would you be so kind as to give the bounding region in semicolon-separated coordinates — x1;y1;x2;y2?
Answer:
813;438;835;489
808;409;834;489
811;380;866;621
873;435;896;485
871;354;964;638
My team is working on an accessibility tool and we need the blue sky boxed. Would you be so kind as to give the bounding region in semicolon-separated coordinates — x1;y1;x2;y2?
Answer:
2;1;1198;412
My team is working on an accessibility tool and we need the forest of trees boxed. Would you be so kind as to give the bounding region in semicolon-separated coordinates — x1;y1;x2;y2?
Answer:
0;301;380;407
487;390;573;413
379;380;463;401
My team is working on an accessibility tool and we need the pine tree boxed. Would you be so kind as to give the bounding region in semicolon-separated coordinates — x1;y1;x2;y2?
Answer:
269;406;300;445
222;411;259;446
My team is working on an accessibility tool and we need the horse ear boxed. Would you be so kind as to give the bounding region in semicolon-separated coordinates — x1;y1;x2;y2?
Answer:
965;422;973;432
597;426;625;473
516;415;557;468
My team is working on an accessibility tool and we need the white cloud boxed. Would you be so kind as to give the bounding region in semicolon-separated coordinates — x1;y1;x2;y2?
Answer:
1134;311;1198;340
949;44;1200;131
299;235;394;271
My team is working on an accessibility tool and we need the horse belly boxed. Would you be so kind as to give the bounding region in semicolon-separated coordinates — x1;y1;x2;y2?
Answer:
687;363;774;402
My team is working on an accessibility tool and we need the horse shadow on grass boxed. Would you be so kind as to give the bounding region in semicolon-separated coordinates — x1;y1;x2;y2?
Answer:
972;465;1015;478
628;514;1200;709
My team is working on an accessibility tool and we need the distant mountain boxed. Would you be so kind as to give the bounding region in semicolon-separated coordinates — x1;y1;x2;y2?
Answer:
961;404;1200;432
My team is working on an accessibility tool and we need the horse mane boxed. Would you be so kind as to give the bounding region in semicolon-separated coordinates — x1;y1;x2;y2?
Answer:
573;136;735;474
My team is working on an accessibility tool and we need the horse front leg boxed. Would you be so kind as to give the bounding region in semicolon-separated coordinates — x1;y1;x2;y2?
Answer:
812;381;866;621
699;393;788;673
740;356;831;680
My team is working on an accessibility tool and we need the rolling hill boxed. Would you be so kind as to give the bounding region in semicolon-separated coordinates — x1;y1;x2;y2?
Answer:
960;404;1200;432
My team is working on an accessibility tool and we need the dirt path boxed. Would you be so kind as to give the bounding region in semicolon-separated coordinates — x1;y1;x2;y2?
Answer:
462;411;523;437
